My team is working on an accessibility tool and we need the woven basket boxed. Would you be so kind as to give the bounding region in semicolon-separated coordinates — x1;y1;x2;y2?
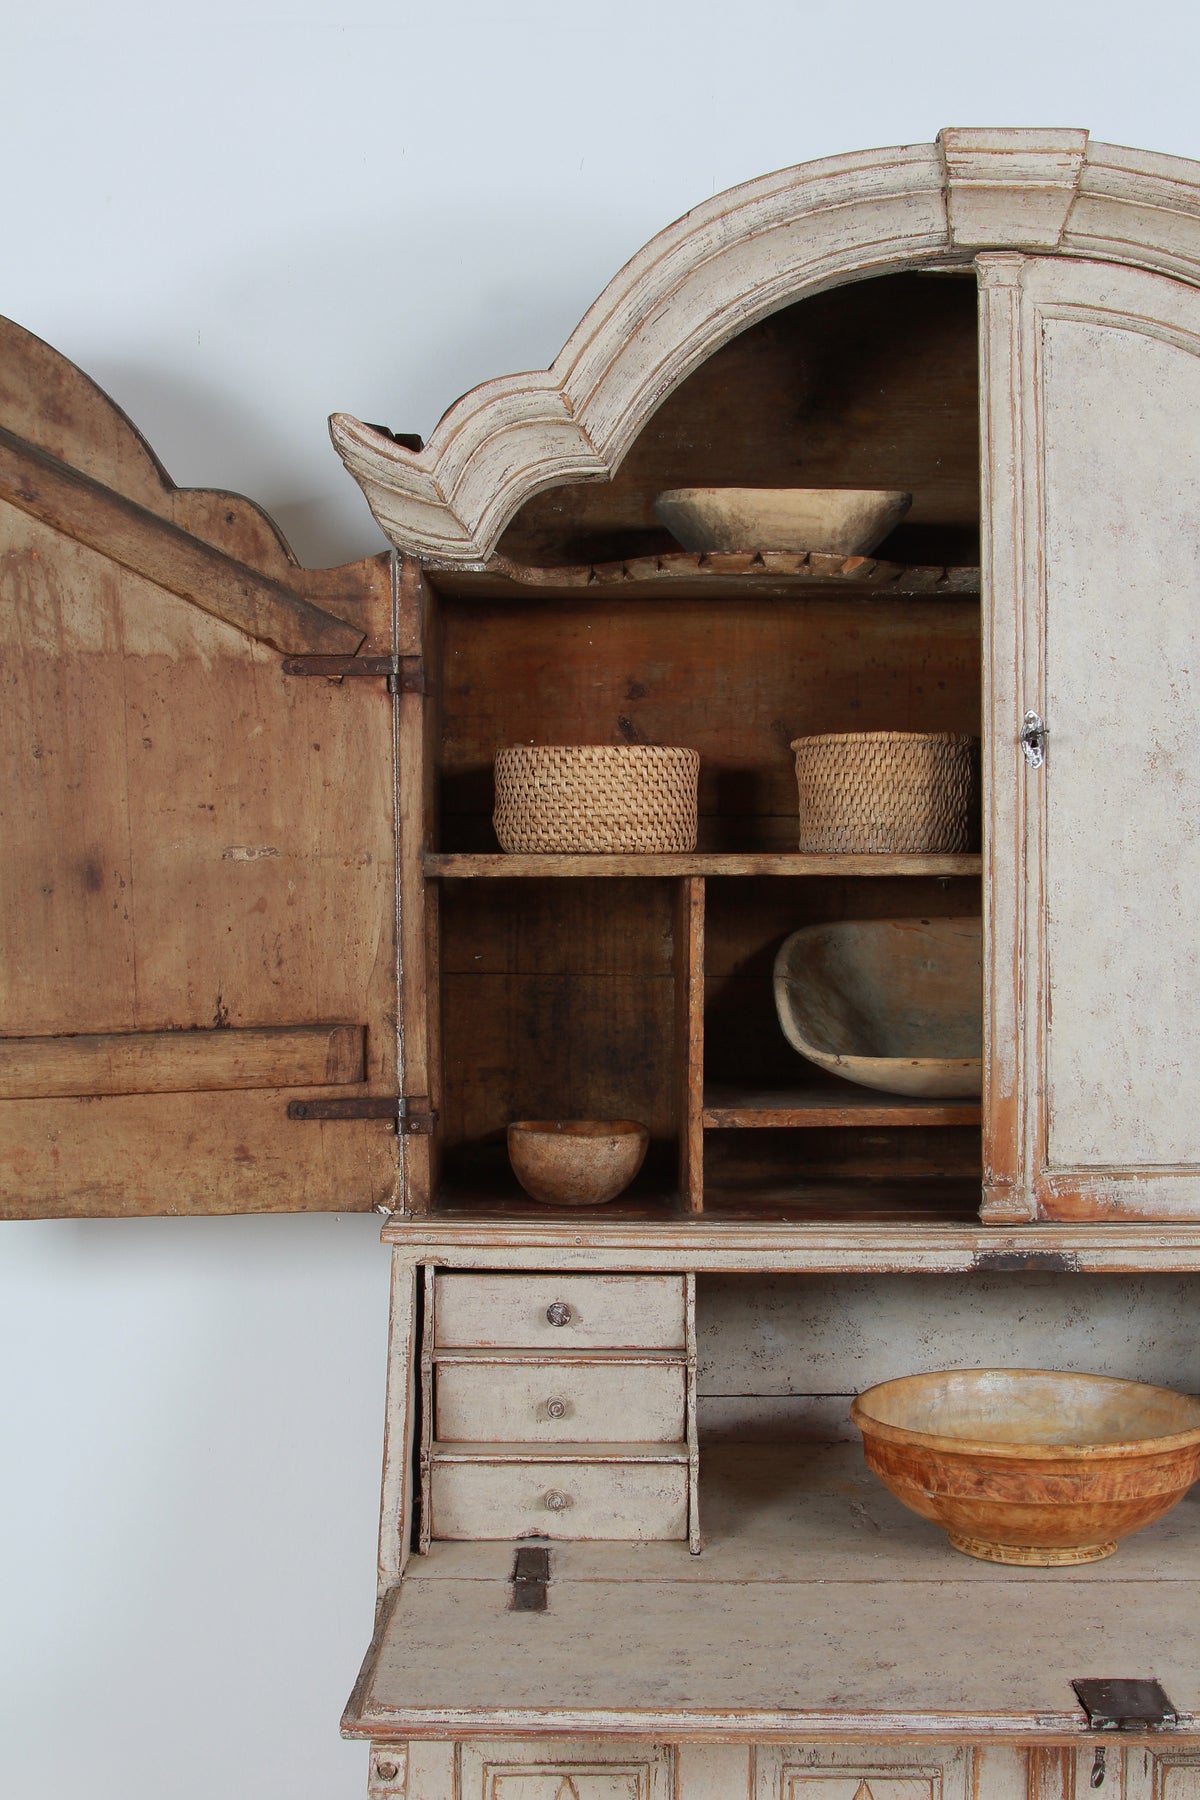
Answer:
494;745;700;853
791;732;980;854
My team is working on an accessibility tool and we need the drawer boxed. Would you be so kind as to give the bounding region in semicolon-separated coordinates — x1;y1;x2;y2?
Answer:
433;1273;686;1350
429;1455;689;1540
435;1357;686;1443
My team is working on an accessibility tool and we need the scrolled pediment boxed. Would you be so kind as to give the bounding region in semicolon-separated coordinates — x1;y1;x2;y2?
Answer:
330;128;1200;564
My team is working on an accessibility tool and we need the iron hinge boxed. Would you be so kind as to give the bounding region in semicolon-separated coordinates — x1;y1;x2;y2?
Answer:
510;1546;550;1613
1072;1679;1180;1730
280;653;426;694
286;1096;437;1134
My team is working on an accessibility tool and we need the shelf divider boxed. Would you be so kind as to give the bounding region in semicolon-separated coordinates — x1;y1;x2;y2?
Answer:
674;876;706;1214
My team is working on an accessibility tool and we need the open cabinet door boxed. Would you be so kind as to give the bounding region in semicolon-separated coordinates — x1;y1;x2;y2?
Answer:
981;253;1200;1221
0;318;405;1215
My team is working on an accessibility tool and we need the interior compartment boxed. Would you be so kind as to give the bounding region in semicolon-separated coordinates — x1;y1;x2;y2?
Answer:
704;874;982;1098
423;266;985;1220
494;270;981;570
695;1271;1200;1441
434;592;981;855
435;877;681;1212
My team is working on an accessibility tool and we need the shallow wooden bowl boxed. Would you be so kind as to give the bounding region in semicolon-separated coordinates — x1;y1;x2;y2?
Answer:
507;1120;650;1207
773;917;981;1098
654;487;911;555
852;1368;1200;1565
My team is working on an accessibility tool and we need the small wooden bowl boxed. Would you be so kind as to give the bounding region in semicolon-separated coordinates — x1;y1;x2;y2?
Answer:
852;1368;1200;1565
507;1120;649;1207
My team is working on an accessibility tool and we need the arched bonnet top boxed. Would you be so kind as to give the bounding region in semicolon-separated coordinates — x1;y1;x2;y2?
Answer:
330;128;1200;563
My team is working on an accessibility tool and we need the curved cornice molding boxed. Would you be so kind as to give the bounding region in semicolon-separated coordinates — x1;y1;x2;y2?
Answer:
330;128;1200;563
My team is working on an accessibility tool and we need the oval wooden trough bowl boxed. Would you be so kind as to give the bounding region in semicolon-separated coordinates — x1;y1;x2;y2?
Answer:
654;486;911;556
507;1120;649;1207
773;916;981;1098
852;1368;1200;1565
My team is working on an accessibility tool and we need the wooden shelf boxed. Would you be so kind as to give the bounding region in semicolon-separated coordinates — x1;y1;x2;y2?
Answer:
703;1084;982;1130
428;1176;981;1226
431;550;982;601
426;852;983;879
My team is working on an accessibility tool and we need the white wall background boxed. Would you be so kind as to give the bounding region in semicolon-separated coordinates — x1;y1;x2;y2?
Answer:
4;4;1200;1796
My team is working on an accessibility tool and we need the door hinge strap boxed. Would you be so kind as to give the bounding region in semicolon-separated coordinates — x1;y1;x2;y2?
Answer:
280;654;426;693
510;1546;550;1613
1072;1678;1179;1730
286;1096;437;1134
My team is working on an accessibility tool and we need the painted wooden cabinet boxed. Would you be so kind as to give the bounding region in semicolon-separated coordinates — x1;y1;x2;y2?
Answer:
6;127;1200;1798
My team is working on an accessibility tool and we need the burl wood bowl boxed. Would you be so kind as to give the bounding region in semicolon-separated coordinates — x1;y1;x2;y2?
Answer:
507;1120;650;1207
852;1368;1200;1565
654;487;911;556
773;916;981;1098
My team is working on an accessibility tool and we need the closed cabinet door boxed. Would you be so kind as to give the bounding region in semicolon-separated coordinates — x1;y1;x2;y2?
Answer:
981;252;1200;1220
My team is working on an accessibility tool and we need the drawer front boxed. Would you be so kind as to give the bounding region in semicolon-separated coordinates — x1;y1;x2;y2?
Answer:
434;1273;686;1349
430;1458;689;1540
435;1359;686;1443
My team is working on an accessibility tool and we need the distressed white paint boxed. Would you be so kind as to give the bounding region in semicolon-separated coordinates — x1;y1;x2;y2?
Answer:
384;1223;1200;1272
434;1357;686;1444
755;1744;973;1800
332;132;1200;566
433;1274;687;1350
992;256;1200;1214
1040;299;1200;1167
696;1273;1200;1401
429;1457;689;1541
456;1741;673;1800
1122;1749;1200;1800
350;130;1200;1800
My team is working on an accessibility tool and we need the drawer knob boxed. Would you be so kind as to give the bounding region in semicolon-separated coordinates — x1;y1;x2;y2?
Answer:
545;1397;567;1419
544;1489;570;1511
545;1301;573;1327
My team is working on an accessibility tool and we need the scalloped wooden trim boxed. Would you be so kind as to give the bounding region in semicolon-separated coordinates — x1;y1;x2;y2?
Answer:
330;126;1200;564
0;314;306;579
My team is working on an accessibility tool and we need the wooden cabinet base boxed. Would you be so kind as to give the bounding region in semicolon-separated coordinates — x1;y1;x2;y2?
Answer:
364;1743;1200;1800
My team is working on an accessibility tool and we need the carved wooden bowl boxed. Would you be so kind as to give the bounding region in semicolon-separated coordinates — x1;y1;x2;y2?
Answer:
507;1120;649;1207
773;916;982;1098
851;1369;1200;1564
654;486;911;555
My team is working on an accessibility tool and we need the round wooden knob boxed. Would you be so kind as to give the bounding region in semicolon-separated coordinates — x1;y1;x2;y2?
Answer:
545;1301;573;1327
544;1489;569;1511
545;1398;567;1419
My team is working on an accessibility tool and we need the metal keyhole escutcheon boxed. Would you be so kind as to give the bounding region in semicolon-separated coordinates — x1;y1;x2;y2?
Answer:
544;1490;568;1511
546;1301;573;1327
1021;710;1047;768
546;1398;567;1418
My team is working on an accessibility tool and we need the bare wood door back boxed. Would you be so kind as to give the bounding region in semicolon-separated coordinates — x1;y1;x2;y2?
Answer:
0;318;401;1216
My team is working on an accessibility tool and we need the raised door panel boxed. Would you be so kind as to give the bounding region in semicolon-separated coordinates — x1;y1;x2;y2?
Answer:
755;1746;977;1800
980;253;1200;1220
0;318;405;1214
1120;1750;1200;1800
457;1742;673;1800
